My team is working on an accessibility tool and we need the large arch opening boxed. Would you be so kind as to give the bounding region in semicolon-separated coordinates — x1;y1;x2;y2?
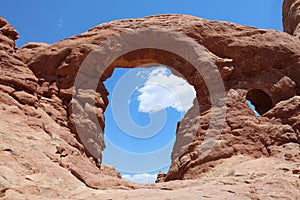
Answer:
96;48;208;184
101;66;196;183
72;30;226;184
246;89;273;115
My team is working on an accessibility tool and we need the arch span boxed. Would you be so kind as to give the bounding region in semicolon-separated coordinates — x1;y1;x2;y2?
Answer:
71;28;226;171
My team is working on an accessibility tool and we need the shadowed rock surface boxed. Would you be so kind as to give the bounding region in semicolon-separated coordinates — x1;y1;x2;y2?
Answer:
0;0;300;199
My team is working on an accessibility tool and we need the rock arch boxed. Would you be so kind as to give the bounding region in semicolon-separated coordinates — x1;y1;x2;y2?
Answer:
246;89;273;115
71;28;226;171
17;13;300;183
1;1;300;197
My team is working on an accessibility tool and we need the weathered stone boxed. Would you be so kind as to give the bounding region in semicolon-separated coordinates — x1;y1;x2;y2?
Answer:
12;91;38;106
0;0;300;198
283;0;300;37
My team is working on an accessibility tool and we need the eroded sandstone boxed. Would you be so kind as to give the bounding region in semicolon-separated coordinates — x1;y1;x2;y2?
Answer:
0;0;300;199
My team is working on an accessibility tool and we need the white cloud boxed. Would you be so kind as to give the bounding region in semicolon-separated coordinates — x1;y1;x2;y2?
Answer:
137;67;196;113
57;18;63;28
122;173;157;184
136;70;149;79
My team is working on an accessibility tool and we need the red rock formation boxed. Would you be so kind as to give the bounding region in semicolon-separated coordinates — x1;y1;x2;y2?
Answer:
0;17;138;196
283;0;300;37
0;0;299;199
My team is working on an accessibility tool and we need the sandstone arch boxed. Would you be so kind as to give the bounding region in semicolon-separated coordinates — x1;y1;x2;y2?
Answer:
18;14;300;183
0;1;300;196
71;28;226;171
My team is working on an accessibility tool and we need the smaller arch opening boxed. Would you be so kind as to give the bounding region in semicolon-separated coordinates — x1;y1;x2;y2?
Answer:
246;89;273;115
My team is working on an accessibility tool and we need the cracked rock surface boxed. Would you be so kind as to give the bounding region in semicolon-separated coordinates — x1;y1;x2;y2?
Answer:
1;1;300;199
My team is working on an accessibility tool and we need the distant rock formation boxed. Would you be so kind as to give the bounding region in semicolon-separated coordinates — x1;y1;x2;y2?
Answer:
0;0;299;199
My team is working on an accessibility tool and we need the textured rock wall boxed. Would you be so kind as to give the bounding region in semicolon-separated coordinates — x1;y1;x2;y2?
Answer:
16;13;300;181
0;17;139;197
0;0;300;199
283;0;300;37
17;14;300;157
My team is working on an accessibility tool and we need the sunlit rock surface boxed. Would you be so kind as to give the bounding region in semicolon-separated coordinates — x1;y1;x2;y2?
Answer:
0;0;300;199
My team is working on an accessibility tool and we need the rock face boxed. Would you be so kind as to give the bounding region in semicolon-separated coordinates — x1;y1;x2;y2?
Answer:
0;0;300;199
283;0;300;37
0;17;138;197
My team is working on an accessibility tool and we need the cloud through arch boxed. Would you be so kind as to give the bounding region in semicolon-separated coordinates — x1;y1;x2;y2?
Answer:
122;173;157;184
137;67;196;113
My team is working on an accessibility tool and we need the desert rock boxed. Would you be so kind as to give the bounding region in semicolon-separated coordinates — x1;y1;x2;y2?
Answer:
0;0;300;199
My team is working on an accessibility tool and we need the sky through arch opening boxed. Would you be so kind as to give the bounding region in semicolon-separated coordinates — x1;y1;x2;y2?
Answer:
246;89;273;116
102;66;196;183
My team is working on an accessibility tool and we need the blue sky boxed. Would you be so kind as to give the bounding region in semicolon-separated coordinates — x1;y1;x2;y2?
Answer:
102;67;196;181
1;0;283;47
1;0;282;183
